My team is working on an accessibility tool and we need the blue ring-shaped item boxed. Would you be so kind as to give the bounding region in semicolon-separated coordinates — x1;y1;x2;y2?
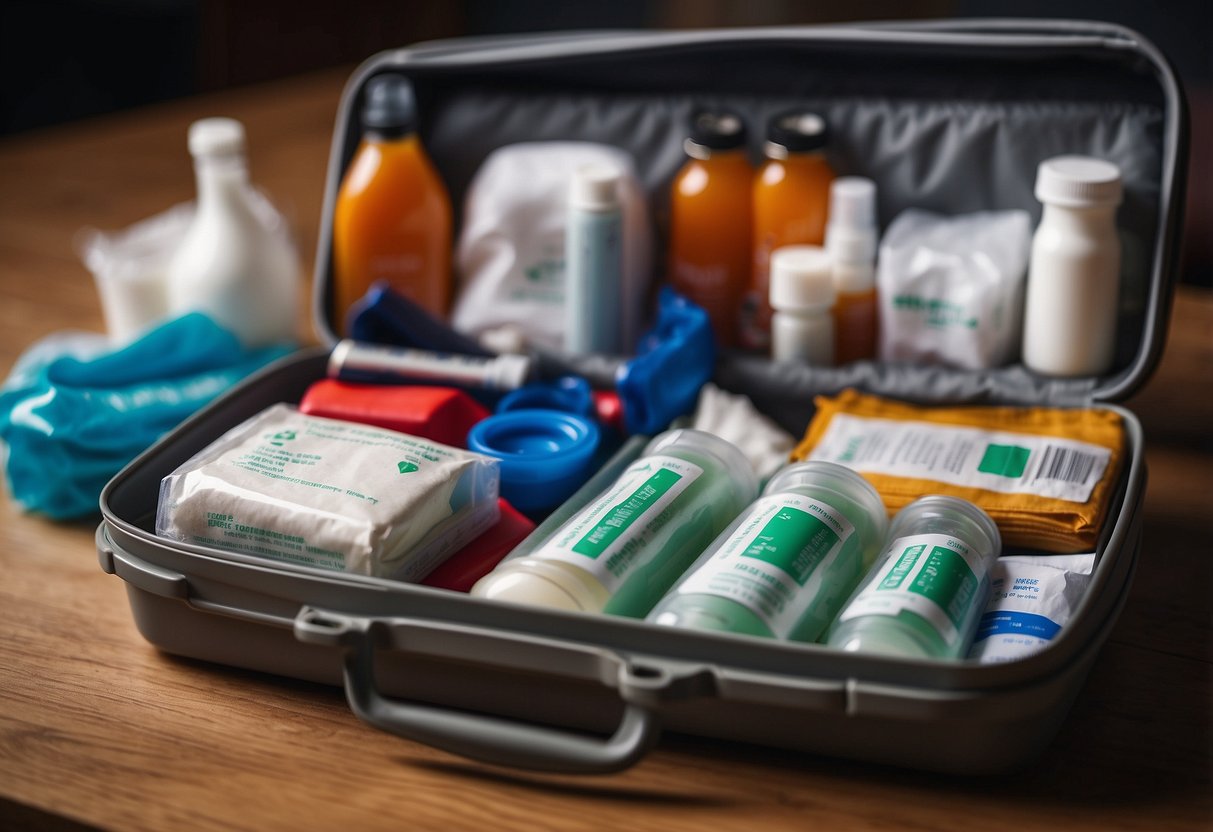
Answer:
467;409;601;514
497;376;595;418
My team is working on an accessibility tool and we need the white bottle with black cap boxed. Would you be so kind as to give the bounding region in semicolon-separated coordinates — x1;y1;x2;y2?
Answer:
1022;156;1123;377
166;118;299;347
769;245;835;365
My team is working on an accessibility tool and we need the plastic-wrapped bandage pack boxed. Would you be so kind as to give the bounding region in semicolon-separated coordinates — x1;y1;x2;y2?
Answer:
157;404;499;580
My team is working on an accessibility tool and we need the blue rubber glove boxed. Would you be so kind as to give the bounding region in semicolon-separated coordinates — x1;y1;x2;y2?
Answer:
0;313;292;519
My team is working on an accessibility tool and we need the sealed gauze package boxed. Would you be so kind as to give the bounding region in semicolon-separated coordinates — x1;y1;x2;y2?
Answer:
156;404;499;580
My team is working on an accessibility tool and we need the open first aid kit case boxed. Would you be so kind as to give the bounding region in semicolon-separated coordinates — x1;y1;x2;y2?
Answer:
98;20;1187;774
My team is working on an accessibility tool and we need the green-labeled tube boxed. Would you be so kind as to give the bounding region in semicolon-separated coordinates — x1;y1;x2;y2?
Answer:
647;461;888;642
825;495;1002;660
471;429;757;618
501;434;650;563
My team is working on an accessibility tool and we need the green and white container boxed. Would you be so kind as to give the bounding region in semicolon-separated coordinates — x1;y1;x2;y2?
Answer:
471;428;757;617
648;461;887;641
827;496;1001;659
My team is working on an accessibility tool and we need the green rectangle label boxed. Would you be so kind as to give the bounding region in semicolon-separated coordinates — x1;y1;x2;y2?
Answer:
977;443;1031;478
740;507;840;586
571;468;684;559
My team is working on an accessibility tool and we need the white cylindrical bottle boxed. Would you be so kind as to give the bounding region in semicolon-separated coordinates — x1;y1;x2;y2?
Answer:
770;245;835;365
1021;156;1123;377
565;165;624;355
166;118;299;347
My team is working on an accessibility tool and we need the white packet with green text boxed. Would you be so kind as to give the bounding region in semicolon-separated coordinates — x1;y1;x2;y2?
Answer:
156;404;499;580
968;552;1096;663
878;209;1031;369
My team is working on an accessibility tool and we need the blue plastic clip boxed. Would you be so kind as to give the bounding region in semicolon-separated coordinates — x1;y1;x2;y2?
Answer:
616;288;715;435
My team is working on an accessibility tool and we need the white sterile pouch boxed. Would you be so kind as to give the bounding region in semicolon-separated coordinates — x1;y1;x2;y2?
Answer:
878;209;1031;369
156;404;499;580
968;553;1096;664
452;142;652;352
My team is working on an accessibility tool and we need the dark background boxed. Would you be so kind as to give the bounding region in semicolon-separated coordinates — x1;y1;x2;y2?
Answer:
1;0;1207;284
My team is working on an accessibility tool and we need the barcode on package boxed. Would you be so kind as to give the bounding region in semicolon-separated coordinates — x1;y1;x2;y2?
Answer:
808;414;1113;503
1034;445;1099;485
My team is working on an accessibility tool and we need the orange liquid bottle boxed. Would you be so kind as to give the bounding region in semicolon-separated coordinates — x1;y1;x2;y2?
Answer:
742;112;834;352
332;75;452;335
832;282;877;363
668;111;753;348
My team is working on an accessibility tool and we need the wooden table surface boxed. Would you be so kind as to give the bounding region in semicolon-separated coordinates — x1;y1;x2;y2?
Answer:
0;67;1210;832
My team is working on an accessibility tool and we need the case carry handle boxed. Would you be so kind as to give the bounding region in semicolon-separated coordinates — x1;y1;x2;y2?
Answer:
293;608;715;774
341;631;657;774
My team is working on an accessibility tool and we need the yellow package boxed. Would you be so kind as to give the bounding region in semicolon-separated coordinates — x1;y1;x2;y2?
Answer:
791;389;1125;553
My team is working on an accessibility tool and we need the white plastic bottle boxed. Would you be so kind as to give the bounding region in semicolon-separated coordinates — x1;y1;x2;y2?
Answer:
565;165;623;355
1021;156;1123;377
824;177;878;364
166;118;299;347
769;245;835;365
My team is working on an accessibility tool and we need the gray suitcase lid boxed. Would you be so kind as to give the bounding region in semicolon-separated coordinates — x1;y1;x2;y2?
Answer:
310;19;1187;416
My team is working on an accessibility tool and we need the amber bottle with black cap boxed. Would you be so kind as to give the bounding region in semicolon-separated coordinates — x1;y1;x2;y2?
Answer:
332;75;452;334
742;111;835;352
668;109;753;348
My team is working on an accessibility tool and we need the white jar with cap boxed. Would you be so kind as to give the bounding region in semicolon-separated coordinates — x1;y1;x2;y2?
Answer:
166;118;300;347
1022;155;1123;377
769;245;835;365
